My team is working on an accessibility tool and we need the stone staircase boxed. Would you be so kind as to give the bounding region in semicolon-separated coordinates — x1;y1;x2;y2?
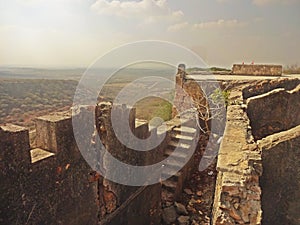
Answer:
161;124;198;205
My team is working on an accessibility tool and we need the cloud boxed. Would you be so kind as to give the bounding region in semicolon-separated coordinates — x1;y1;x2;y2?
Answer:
167;22;189;32
91;0;183;23
168;19;246;32
194;19;246;29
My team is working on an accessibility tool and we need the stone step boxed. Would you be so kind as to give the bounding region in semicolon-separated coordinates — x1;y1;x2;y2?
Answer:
163;159;184;171
162;180;177;192
168;141;191;150
161;171;182;182
171;134;194;141
164;149;188;161
173;126;197;135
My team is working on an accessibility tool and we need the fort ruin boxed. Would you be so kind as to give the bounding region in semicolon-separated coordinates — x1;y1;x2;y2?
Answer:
1;64;300;225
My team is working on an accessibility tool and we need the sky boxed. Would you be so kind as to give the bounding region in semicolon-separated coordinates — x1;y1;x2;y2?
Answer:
0;0;300;68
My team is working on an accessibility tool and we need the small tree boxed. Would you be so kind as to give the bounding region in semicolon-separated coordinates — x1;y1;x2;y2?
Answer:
193;87;229;135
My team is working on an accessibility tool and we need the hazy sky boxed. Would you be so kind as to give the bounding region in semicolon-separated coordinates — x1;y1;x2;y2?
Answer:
0;0;300;68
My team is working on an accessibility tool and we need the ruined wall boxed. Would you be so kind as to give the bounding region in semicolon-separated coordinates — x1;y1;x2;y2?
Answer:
247;84;300;140
232;64;282;76
172;67;206;118
242;78;300;99
212;105;262;225
0;125;31;224
0;112;99;225
95;102;162;225
243;81;300;225
172;66;224;135
212;78;300;225
0;105;163;225
259;125;300;225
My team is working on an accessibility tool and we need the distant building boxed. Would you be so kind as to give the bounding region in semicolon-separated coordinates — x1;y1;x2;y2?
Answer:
232;64;283;76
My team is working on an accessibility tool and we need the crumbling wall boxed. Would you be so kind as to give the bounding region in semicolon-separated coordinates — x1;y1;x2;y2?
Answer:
259;125;300;225
0;124;31;224
0;105;163;225
172;67;206;118
242;78;300;99
95;102;162;225
247;84;300;140
212;105;262;225
244;81;300;225
0;112;99;225
232;64;282;76
172;66;224;135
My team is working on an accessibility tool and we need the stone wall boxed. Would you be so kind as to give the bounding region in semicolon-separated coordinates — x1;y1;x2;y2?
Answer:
0;112;99;225
172;66;224;135
232;64;282;76
247;84;300;140
243;80;300;225
0;105;163;225
212;78;300;225
259;125;300;225
242;78;300;99
95;102;162;225
212;105;262;225
172;68;206;118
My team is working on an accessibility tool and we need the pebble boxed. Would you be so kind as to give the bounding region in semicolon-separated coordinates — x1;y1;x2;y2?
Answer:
184;188;193;195
177;216;190;225
162;206;177;224
175;202;188;215
196;191;202;196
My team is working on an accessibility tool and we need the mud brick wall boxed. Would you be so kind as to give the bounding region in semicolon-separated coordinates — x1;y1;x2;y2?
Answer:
232;64;282;76
259;125;300;225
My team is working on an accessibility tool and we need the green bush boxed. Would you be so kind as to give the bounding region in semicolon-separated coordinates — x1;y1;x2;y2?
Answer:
210;88;230;107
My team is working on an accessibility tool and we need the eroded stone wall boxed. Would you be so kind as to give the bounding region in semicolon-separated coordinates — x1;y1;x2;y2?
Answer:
242;78;300;99
0;105;163;225
95;102;162;225
247;84;300;140
259;125;300;225
212;105;262;225
0;112;99;225
172;68;206;118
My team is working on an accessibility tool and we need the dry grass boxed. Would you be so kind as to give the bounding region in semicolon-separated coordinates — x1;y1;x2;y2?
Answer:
134;97;173;121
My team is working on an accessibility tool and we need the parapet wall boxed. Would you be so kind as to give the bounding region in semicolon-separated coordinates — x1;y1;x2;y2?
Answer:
0;104;163;225
0;112;99;225
244;81;300;224
212;78;300;225
247;84;300;140
232;64;282;76
95;102;162;224
259;125;300;225
212;105;262;225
